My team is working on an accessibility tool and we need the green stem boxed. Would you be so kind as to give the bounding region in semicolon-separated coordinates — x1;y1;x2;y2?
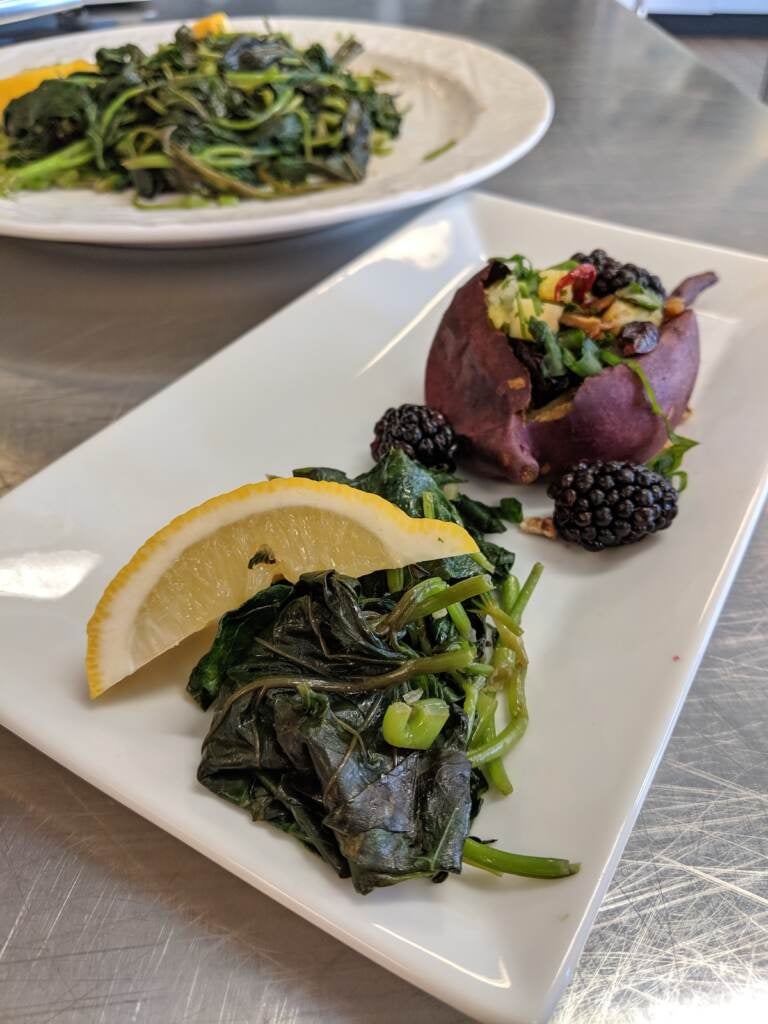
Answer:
386;567;405;594
462;679;483;734
212;86;296;130
485;756;514;796
470;691;496;745
469;665;529;765
100;84;149;136
471;550;495;573
463;663;494;677
463;838;579;879
471;684;514;796
509;563;544;626
2;140;93;188
480;598;523;638
499;575;520;617
378;575;492;634
423;138;456;162
447;601;473;641
121;153;173;170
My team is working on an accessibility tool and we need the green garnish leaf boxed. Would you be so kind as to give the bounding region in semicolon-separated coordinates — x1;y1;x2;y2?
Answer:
529;317;565;378
615;282;663;311
646;431;698;492
561;337;603;378
489;253;541;296
557;327;587;351
499;497;524;524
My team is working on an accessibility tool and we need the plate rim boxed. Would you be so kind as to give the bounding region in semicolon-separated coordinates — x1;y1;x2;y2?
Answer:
0;16;554;246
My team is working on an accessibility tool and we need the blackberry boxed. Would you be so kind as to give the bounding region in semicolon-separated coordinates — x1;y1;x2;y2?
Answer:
548;459;678;551
371;404;458;470
570;248;665;300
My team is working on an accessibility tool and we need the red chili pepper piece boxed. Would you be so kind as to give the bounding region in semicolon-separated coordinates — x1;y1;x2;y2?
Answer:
554;263;597;304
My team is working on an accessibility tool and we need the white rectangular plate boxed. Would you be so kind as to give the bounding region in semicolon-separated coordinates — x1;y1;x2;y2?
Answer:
1;193;766;1024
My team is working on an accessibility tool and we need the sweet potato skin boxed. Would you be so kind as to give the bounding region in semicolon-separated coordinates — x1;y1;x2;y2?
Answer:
528;310;699;473
424;267;540;483
425;266;713;483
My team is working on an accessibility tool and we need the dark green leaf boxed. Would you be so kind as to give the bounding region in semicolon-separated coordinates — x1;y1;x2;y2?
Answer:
295;450;460;525
248;545;277;567
453;494;506;534
498;497;523;524
561;337;603;378
4;80;97;159
529;318;566;378
191;568;477;893
615;282;663;311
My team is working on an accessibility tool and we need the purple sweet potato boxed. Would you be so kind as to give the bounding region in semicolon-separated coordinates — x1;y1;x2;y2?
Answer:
425;265;716;483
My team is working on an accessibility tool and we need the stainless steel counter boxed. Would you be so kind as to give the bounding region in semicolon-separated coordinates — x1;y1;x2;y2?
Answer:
1;2;767;1022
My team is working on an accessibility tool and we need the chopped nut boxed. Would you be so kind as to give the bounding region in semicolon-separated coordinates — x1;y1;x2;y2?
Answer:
664;296;686;319
520;515;557;540
506;376;526;391
585;295;616;314
560;312;605;339
526;393;573;423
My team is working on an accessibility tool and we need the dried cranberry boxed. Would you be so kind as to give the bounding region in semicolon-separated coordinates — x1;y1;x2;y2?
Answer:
619;321;660;355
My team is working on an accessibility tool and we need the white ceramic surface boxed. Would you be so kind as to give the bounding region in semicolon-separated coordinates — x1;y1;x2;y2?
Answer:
1;193;767;1024
0;18;553;245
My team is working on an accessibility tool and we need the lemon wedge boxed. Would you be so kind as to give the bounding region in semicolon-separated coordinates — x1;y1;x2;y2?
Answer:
192;12;232;39
86;477;477;698
0;60;97;115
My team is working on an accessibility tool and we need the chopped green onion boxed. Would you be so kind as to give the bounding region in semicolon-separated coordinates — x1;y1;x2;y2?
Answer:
447;601;473;641
499;575;520;617
383;698;450;749
509;562;544;626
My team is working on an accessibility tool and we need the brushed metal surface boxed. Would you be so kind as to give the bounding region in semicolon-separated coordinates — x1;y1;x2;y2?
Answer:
1;2;767;1022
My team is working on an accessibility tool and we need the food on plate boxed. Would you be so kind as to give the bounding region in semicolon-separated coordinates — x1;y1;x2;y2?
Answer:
548;460;679;551
89;450;577;892
85;476;475;697
294;448;523;576
188;451;574;892
0;13;402;206
371;403;458;470
189;558;578;894
425;248;717;484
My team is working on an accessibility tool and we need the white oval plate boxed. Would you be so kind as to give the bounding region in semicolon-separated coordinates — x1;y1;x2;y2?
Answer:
0;17;553;246
0;193;767;1023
